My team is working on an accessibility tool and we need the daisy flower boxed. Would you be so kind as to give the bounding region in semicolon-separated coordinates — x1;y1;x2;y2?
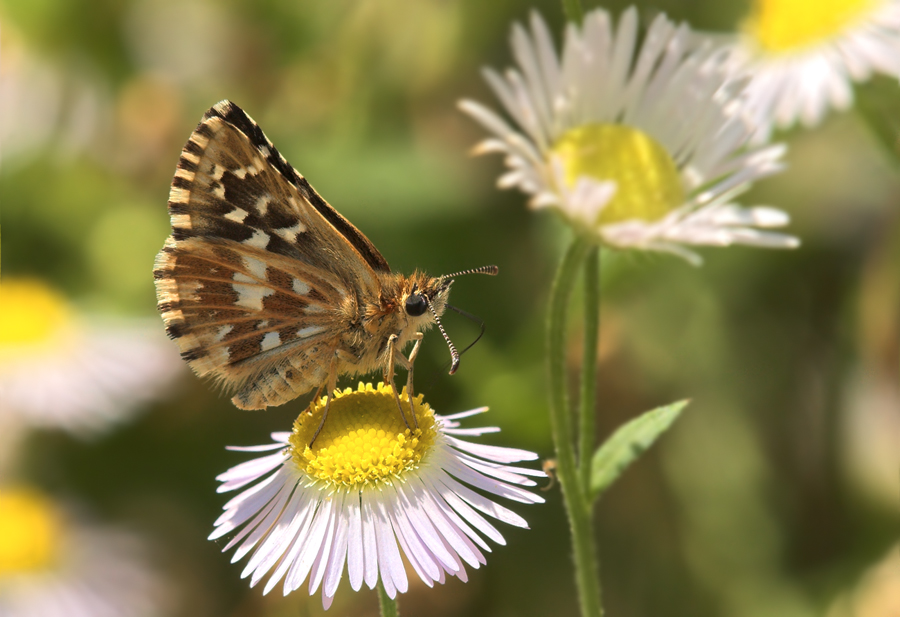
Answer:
0;486;168;617
459;8;799;264
0;278;184;437
730;0;900;139
210;383;544;610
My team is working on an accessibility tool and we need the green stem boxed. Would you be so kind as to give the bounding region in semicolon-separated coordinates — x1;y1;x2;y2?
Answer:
377;583;399;617
854;82;900;167
561;0;585;25
548;237;603;617
578;247;600;496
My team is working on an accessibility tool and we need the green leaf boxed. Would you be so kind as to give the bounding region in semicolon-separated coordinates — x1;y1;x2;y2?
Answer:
589;400;688;502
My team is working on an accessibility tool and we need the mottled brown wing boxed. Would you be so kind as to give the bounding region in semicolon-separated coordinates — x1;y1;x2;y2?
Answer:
153;100;389;409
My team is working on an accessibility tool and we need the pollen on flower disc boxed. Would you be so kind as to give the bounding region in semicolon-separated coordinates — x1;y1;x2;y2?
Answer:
551;123;685;225
745;0;878;52
289;382;438;487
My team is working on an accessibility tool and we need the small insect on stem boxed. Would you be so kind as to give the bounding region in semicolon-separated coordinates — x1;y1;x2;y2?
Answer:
541;459;558;492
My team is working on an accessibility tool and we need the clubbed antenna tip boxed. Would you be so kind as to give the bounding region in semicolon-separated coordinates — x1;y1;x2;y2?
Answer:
442;265;498;280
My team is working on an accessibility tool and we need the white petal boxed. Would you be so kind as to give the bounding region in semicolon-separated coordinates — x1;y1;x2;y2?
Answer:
384;484;441;584
445;435;540;463
308;491;342;596
284;496;334;592
346;491;365;591
361;491;380;590
407;475;485;568
245;485;311;584
370;490;408;594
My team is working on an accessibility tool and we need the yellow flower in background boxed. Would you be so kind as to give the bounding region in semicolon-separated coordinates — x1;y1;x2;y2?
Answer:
0;486;169;616
731;0;900;139
0;278;183;437
0;489;62;577
460;8;799;264
211;383;544;610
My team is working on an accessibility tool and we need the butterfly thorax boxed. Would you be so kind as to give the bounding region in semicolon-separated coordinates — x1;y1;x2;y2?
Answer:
339;271;449;373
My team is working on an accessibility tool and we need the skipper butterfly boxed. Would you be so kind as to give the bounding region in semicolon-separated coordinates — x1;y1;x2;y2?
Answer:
153;101;495;440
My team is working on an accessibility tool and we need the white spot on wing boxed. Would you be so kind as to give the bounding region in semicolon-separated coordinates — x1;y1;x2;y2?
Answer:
210;164;225;180
260;332;281;351
233;168;248;179
275;221;307;244
259;145;271;157
213;325;233;343
179;280;203;302
212;183;226;199
190;133;209;149
225;207;249;223
292;278;310;295
171;213;192;229
233;272;274;310
244;229;270;249
254;195;270;216
242;256;268;280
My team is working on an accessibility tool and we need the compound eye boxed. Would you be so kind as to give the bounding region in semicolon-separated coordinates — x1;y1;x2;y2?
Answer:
405;294;427;317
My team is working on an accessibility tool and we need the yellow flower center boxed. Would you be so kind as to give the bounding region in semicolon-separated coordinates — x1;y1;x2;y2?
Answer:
290;383;439;487
0;278;72;350
551;123;684;225
744;0;878;52
0;488;63;577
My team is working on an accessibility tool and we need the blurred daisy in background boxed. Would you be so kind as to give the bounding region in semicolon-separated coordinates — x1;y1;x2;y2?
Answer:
0;28;111;169
460;8;798;264
0;486;169;617
728;0;900;140
0;278;184;439
211;383;544;609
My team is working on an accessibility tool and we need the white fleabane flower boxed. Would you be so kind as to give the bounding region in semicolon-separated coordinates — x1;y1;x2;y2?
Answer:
210;383;544;610
460;8;798;265
0;487;168;617
0;278;184;437
730;0;900;140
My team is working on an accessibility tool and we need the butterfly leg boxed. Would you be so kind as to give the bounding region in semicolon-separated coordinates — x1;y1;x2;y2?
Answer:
309;357;339;447
385;334;414;431
401;332;424;429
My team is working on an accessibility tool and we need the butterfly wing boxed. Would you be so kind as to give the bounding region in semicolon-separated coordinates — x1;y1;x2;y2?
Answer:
154;100;389;409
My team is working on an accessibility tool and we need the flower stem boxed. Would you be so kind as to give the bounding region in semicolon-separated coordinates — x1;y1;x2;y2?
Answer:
578;247;600;496
378;583;399;617
548;237;603;617
561;0;585;25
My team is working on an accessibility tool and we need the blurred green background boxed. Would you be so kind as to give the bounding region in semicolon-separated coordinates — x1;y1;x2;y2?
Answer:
2;0;899;615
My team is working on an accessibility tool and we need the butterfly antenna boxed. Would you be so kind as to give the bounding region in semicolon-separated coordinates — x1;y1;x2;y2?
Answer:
445;304;486;356
440;265;499;280
425;297;460;374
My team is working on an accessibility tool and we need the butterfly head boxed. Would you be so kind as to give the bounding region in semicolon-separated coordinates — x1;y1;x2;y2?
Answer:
399;274;451;325
398;266;497;375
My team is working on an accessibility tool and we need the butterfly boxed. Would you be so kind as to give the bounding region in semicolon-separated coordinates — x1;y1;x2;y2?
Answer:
153;100;496;440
